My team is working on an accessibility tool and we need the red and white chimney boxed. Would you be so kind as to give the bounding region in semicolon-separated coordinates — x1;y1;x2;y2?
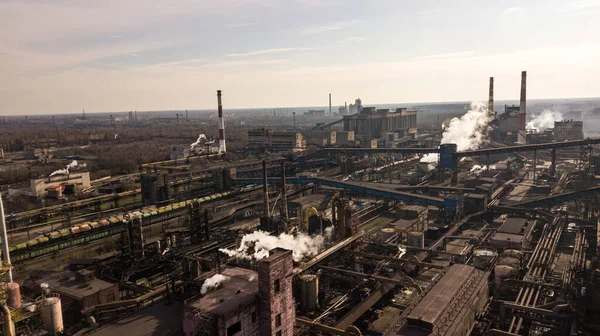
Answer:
217;90;226;153
517;71;527;144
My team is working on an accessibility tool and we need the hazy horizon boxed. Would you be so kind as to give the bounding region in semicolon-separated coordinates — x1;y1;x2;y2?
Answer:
2;0;600;115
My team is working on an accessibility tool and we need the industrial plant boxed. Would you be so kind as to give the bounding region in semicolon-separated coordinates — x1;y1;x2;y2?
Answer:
1;71;600;336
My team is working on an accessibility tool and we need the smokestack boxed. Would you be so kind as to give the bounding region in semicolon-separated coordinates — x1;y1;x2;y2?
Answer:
83;109;86;120
186;109;188;122
518;71;527;144
293;112;296;130
329;93;332;116
0;194;13;283
345;102;348;115
262;161;270;217
280;162;288;221
488;77;494;114
217;90;226;153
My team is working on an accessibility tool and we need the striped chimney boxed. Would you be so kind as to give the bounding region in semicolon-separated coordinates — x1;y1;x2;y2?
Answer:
217;90;226;153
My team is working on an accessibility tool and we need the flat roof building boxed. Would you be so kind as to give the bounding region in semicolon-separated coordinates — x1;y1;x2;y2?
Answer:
342;107;417;138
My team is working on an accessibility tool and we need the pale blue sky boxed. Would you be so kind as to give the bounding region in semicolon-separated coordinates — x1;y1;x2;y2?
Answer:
1;0;599;115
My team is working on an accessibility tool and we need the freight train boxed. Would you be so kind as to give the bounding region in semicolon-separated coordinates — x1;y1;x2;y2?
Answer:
8;187;259;263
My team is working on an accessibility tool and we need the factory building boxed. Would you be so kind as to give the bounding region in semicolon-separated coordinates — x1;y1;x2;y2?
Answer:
303;110;325;117
30;172;91;198
400;264;489;336
342;107;417;138
248;129;306;152
183;248;295;336
494;105;520;143
554;120;584;141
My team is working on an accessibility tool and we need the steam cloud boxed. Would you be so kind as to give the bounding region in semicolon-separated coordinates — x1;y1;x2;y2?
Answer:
470;164;496;173
201;274;230;294
421;102;494;163
190;134;212;150
219;230;329;262
49;160;86;177
526;109;563;133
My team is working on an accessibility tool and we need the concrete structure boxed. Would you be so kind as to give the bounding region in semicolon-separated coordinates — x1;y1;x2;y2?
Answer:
183;248;295;336
490;217;535;250
258;248;295;336
400;264;489;336
24;270;118;324
248;129;306;152
336;131;355;146
518;71;527;144
343;107;417;138
304;110;325;117
554;120;584;141
24;148;45;160
495;105;520;143
489;76;494;113
30;172;91;198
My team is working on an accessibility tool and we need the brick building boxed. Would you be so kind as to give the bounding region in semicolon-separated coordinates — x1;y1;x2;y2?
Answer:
183;248;295;336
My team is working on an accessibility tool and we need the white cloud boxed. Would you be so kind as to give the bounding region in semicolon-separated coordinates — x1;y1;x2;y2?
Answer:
300;20;361;35
502;7;525;15
131;53;139;57
226;22;258;28
338;37;366;43
227;47;313;57
412;50;478;61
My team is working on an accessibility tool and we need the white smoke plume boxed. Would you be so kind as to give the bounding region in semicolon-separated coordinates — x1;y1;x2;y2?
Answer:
201;274;230;294
421;102;494;163
397;245;407;259
190;134;207;150
526;109;563;133
470;164;495;173
219;230;328;262
114;134;118;139
49;160;86;177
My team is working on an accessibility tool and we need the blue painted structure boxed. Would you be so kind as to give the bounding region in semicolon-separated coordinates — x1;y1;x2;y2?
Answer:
232;176;447;208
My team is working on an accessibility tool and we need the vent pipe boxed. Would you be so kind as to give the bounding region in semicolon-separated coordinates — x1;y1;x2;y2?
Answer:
0;194;12;282
262;161;270;217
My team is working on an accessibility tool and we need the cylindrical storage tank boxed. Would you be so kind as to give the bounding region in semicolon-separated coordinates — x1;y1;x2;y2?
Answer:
494;265;516;288
501;249;523;259
299;274;319;311
407;231;425;249
7;282;21;309
380;228;396;242
498;257;520;268
473;248;497;270
40;295;64;336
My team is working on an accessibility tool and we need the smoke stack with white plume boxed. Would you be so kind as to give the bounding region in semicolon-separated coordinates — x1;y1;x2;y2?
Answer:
49;160;86;177
217;90;226;153
526;110;563;133
420;102;494;163
219;230;329;262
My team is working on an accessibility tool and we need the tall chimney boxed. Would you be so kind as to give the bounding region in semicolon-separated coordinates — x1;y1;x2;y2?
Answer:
262;160;270;217
280;162;288;221
329;93;332;116
0;194;13;282
345;102;348;115
518;71;527;144
293;112;296;130
488;77;494;114
217;90;226;153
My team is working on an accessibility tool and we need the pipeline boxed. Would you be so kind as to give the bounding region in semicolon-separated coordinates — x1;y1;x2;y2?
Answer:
0;304;15;336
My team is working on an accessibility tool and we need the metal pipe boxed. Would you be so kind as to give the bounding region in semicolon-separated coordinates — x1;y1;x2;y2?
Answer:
217;90;226;153
0;194;12;282
1;304;15;336
280;162;288;221
262;160;270;217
